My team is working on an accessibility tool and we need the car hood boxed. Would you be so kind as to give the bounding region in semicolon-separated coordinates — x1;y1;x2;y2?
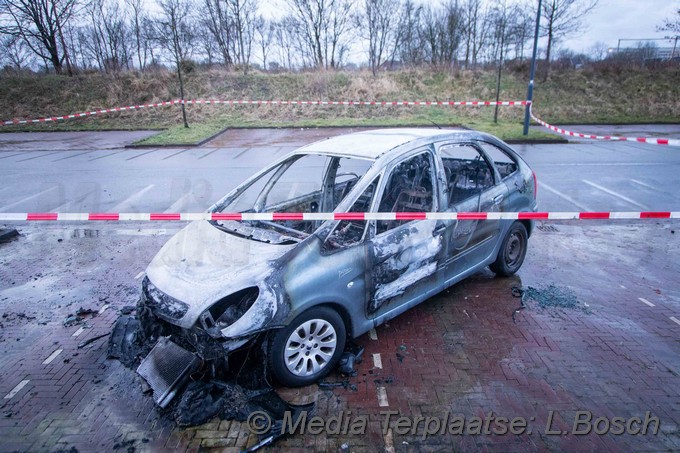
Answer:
145;220;295;326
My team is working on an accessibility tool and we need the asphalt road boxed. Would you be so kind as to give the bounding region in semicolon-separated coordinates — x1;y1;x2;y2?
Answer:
0;127;679;214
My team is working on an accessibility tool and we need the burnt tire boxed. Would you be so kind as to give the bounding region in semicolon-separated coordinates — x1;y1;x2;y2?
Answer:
490;221;528;277
269;307;346;387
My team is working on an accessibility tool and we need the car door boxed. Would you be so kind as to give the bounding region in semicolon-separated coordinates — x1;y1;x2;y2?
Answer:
437;142;505;273
366;149;446;318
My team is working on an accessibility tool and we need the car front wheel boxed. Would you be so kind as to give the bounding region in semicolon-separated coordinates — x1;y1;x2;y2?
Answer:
490;221;528;277
269;306;346;387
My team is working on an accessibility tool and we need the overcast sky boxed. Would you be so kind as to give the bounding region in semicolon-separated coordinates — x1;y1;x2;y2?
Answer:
540;0;678;53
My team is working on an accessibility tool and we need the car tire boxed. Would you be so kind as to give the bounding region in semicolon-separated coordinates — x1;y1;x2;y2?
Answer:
490;221;528;277
269;306;346;387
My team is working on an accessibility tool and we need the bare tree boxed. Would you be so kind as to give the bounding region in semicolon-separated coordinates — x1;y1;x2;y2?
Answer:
227;0;257;71
420;1;464;68
0;34;36;69
155;0;196;128
1;0;80;74
395;0;424;66
657;8;679;38
460;0;492;68
357;0;399;75
125;0;151;70
202;0;233;66
83;0;131;72
254;15;274;70
284;0;354;69
540;0;598;67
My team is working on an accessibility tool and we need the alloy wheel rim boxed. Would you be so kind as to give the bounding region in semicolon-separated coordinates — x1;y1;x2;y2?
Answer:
284;319;337;377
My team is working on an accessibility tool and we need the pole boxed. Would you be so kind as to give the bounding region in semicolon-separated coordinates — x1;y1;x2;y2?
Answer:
523;0;542;136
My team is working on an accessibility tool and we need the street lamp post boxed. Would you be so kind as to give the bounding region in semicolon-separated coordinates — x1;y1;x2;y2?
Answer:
523;0;543;136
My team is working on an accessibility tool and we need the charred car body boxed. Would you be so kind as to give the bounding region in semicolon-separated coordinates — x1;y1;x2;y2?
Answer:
138;129;537;390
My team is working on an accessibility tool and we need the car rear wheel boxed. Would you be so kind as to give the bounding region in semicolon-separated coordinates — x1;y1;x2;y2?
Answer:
490;222;528;277
269;306;346;387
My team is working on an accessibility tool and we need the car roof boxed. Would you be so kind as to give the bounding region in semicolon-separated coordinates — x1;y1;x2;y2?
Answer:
296;128;475;160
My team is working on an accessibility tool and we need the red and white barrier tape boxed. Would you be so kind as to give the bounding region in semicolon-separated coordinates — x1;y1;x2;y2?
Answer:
1;99;526;126
1;211;678;222
530;106;680;147
2;100;182;126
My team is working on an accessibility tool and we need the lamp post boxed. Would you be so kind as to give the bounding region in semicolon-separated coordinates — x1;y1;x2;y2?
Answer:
523;0;542;136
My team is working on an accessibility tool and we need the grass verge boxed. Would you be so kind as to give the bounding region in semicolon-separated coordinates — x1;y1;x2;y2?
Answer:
133;117;559;146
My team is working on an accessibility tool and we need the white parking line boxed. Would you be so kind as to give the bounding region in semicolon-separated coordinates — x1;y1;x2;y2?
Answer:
369;328;378;340
377;386;389;407
42;349;63;365
164;193;193;213
110;184;155;212
537;181;591;211
373;353;383;369
383;428;395;453
0;186;59;212
670;317;680;326
630;179;658;191
135;271;145;279
4;380;30;400
620;285;627;290
582;179;648;210
98;304;110;314
638;297;655;307
72;327;85;337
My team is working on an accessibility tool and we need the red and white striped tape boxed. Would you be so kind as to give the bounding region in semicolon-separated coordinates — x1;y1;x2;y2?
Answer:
1;211;678;221
2;100;182;126
530;106;680;147
1;99;526;126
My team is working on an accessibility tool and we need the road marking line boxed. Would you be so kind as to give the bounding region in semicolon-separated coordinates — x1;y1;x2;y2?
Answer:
98;304;110;314
620;285;627;289
638;297;655;307
0;152;24;160
125;149;158;161
198;149;219;160
373;353;383;369
383;428;395;453
72;327;85;337
89;151;123;161
164;193;193;213
162;149;189;160
670;317;680;326
16;151;62;162
51;189;97;213
630;179;658;191
42;349;63;365
538;181;591;211
369;328;378;340
53;151;94;161
377;386;389;407
0;186;59;212
582;179;648;210
4;380;30;400
110;184;155;212
135;271;145;280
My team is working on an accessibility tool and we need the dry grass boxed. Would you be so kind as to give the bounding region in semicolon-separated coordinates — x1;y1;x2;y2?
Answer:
0;66;678;134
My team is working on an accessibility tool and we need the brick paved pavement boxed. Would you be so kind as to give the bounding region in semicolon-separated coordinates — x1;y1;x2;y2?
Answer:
0;221;678;452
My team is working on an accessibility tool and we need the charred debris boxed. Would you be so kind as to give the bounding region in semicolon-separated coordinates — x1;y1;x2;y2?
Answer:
107;303;364;450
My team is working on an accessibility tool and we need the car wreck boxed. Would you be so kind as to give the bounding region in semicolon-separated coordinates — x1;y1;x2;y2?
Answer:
110;128;537;441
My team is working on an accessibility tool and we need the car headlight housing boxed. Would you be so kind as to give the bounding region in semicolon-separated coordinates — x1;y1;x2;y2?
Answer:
142;276;189;320
198;287;259;331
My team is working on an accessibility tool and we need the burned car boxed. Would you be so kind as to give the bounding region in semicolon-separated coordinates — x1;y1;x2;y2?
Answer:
139;128;537;389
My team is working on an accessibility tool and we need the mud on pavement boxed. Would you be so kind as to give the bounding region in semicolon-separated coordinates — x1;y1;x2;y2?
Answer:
0;220;678;451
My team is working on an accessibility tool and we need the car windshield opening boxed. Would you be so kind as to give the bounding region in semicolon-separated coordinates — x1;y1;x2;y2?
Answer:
213;153;373;241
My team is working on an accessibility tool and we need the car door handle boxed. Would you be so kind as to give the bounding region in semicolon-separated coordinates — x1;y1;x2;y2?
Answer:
493;194;504;205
